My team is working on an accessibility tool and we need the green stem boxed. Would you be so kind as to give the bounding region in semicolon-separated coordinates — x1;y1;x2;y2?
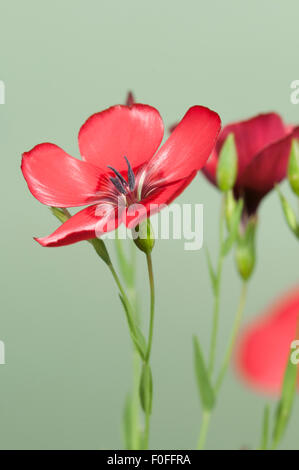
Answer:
145;253;155;363
109;256;142;450
208;200;225;375
197;282;248;450
215;282;248;394
143;252;155;450
144;410;150;450
108;262;131;310
51;212;141;449
197;410;211;450
131;349;141;449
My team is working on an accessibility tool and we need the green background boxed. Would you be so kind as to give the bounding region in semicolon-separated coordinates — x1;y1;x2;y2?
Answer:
1;0;299;449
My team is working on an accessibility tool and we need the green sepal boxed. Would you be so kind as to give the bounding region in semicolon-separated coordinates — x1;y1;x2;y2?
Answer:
235;217;257;281
50;206;71;224
89;238;111;265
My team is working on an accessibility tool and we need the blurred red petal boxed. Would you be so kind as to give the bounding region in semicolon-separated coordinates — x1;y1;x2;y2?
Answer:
235;287;299;395
202;149;218;186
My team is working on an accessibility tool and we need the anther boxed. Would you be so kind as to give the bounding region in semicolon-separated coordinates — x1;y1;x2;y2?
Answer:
107;166;127;186
124;156;135;191
109;177;127;195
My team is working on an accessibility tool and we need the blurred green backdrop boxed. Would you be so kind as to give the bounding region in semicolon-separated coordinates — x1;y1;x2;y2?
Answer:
1;0;299;450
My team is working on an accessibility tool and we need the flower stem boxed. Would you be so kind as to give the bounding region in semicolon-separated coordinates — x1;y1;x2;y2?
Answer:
145;253;155;363
215;281;248;394
108;259;143;449
208;200;225;375
108;262;133;316
143;252;155;449
131;348;142;449
197;281;248;450
197;410;211;450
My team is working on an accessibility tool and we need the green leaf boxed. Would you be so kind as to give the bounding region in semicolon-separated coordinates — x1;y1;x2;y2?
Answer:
89;238;111;265
222;198;243;256
205;247;217;295
139;363;153;414
193;335;215;411
272;350;298;448
119;295;147;360
276;186;299;238
216;133;238;192
260;404;270;450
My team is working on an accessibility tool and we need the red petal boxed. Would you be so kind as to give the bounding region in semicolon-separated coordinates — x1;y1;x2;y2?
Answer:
78;104;164;172
204;113;287;184
239;127;299;194
124;172;197;228
21;143;103;207
146;106;221;185
235;287;299;395
36;204;119;247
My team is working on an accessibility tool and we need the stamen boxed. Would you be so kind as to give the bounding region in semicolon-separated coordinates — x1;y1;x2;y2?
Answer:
109;177;127;195
124;156;135;191
137;169;146;201
107;165;127;186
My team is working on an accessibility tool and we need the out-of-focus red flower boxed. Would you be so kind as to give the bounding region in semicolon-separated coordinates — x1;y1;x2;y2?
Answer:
21;103;220;247
235;287;299;395
203;113;299;215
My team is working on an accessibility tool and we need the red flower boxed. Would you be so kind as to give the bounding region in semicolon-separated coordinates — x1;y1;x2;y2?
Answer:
22;103;220;247
203;113;299;215
235;287;299;395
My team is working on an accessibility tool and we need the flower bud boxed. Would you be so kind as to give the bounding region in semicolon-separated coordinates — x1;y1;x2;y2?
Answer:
216;133;238;192
133;219;155;254
225;190;237;230
277;187;299;237
235;218;257;281
288;139;299;197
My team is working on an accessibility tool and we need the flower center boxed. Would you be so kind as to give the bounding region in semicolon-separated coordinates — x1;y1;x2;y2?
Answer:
108;156;136;197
